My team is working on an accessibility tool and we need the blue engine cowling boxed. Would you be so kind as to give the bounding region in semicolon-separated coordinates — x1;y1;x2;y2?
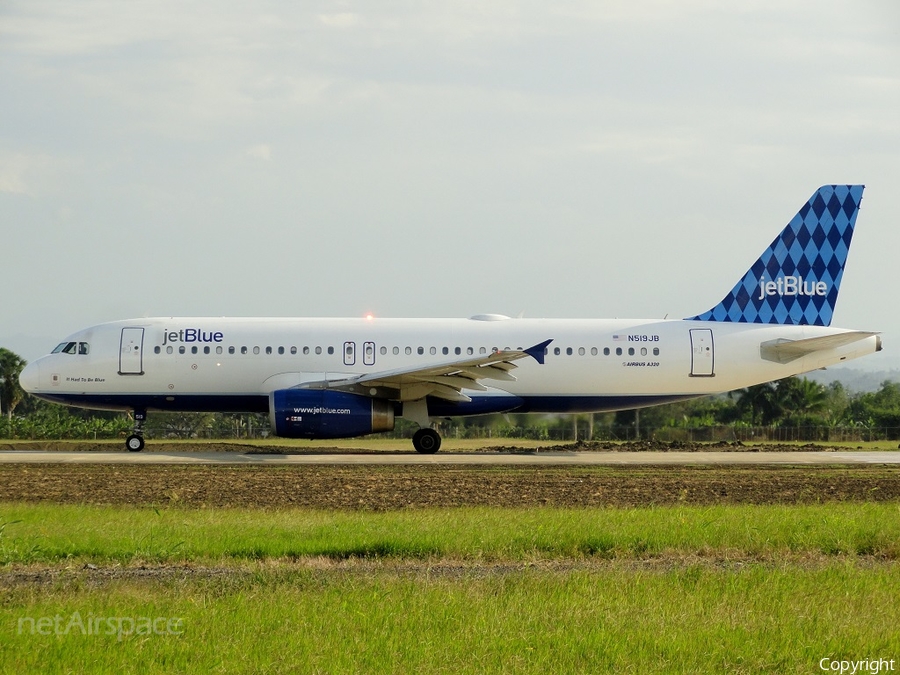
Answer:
270;389;395;439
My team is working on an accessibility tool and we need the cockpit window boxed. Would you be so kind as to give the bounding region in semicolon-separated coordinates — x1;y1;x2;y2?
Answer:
51;341;89;355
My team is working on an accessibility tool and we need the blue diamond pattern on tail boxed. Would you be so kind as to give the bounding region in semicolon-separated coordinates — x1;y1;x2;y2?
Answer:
686;185;864;327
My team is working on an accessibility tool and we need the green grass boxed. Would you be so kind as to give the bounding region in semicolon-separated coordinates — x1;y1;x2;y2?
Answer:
3;563;899;674
3;503;900;673
2;502;900;564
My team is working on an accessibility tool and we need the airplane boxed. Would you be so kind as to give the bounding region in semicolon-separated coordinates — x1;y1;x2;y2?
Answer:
18;185;880;453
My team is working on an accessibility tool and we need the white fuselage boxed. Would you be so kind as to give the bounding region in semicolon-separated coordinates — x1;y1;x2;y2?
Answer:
20;315;880;417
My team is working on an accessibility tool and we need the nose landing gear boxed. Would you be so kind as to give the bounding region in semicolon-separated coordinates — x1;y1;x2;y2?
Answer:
125;409;146;452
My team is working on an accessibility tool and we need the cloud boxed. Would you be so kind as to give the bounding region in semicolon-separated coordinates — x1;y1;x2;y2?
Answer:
0;151;85;198
318;13;361;29
0;153;63;195
246;143;272;160
0;167;27;194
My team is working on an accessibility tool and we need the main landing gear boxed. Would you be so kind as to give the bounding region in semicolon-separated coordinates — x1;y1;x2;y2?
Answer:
412;428;441;454
404;400;441;454
125;409;146;452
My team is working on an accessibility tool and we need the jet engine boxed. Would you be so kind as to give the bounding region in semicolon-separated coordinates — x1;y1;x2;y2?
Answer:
269;389;395;439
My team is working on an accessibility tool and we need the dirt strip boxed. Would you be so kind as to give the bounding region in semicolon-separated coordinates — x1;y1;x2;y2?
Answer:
1;464;899;509
5;552;897;589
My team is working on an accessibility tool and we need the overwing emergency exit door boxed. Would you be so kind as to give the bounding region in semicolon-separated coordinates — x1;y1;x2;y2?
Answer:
363;342;376;366
689;329;714;377
343;341;356;366
119;327;145;375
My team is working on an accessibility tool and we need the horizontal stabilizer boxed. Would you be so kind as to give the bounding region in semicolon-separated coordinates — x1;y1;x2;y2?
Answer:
760;331;878;364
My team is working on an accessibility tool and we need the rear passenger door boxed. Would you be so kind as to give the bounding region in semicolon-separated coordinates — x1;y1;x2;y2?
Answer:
689;329;714;377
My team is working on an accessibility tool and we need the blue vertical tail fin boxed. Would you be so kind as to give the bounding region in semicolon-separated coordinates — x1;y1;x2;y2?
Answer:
686;185;864;326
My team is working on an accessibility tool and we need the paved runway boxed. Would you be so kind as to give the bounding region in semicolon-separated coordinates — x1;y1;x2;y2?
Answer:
1;450;899;465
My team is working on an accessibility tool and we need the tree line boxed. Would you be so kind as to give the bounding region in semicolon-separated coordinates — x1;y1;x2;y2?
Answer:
3;347;900;441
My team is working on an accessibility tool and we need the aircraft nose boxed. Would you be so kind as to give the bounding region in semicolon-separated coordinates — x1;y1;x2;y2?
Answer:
18;361;40;393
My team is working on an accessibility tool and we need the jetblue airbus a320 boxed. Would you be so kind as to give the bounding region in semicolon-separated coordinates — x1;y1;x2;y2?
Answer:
19;185;880;453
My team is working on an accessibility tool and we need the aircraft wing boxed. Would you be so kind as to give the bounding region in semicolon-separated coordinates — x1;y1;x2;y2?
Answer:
760;331;878;364
300;339;553;402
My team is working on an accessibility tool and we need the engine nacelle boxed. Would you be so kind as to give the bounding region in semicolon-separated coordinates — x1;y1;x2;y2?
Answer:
270;389;395;439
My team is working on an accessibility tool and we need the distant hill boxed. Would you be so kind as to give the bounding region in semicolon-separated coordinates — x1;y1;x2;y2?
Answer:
802;367;900;393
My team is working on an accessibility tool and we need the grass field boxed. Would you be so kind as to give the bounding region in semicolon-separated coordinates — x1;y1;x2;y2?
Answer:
4;563;899;674
2;503;900;673
2;503;900;563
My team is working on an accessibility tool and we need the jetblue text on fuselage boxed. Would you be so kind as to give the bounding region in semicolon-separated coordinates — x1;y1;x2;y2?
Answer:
161;329;224;345
758;276;828;301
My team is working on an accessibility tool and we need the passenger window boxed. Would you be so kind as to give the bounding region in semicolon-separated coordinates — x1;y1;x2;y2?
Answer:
229;346;235;354
442;347;449;355
278;346;284;355
167;346;174;354
641;348;647;356
616;347;622;356
327;346;334;355
290;346;297;355
154;346;161;354
653;347;660;356
265;346;272;355
430;347;436;355
467;347;474;355
204;346;210;354
191;346;198;354
566;348;573;356
241;347;248;354
217;346;223;355
253;347;260;355
405;347;412;355
578;347;585;356
417;347;424;355
628;347;635;356
315;347;322;355
554;347;561;356
303;347;310;355
381;346;387;355
392;346;399;355
591;347;598;356
604;347;610;356
179;346;186;354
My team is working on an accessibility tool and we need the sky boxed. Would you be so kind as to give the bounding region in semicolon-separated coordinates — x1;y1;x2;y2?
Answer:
2;1;899;369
